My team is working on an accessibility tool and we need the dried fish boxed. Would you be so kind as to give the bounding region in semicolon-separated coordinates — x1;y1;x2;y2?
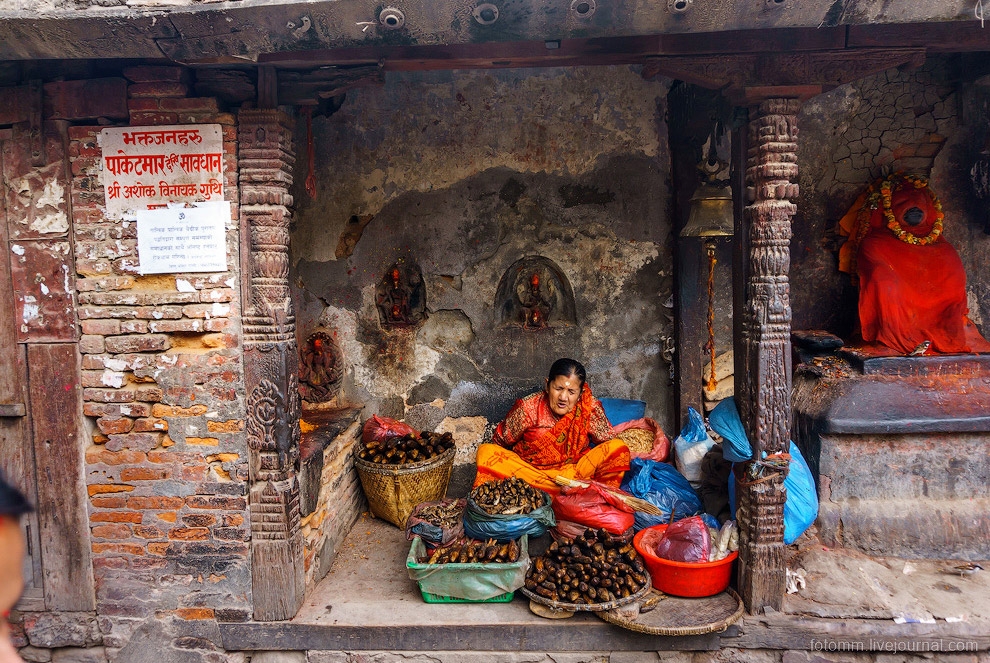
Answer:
525;527;648;605
357;430;455;465
470;477;547;516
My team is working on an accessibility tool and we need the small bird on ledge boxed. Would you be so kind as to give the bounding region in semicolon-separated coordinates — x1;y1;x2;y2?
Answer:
908;340;931;356
941;562;983;577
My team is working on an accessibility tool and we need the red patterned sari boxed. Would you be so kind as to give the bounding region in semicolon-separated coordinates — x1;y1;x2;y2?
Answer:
474;385;630;493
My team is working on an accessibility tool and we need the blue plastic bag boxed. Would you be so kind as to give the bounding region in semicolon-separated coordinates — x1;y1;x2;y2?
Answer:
620;457;704;530
462;495;556;542
708;398;753;463
728;441;818;545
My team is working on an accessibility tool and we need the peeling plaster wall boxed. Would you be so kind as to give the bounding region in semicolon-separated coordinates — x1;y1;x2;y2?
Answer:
792;57;990;340
291;67;674;473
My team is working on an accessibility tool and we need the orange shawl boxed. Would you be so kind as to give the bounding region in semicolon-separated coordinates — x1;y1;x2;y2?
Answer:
493;384;613;469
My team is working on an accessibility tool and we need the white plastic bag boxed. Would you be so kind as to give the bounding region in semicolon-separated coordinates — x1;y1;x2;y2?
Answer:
673;407;715;487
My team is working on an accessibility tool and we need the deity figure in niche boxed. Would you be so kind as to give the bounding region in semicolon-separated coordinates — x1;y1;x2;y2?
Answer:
299;329;343;403
519;272;553;330
837;172;990;355
375;261;426;328
495;256;577;330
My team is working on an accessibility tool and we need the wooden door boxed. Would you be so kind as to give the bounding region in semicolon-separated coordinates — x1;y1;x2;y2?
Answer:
0;125;44;611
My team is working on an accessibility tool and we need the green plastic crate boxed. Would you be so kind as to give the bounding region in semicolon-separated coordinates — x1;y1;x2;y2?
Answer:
407;535;530;603
419;589;515;603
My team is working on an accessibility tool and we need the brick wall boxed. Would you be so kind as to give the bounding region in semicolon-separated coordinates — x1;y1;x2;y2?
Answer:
68;65;251;653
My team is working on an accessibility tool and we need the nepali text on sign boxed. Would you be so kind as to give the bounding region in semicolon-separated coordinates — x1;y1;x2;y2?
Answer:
135;202;230;275
100;125;223;219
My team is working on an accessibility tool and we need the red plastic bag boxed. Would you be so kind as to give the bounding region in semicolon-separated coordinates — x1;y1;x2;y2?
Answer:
362;414;417;446
551;483;635;535
613;417;670;462
651;515;711;563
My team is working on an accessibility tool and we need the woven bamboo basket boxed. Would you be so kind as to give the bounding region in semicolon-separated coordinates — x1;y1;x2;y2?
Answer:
354;446;456;527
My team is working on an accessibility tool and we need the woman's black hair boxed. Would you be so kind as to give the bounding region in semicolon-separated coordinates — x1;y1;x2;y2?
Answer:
0;472;32;517
547;357;587;387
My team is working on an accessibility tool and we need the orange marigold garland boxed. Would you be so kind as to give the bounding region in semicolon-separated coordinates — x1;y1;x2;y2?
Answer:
844;172;944;281
879;173;944;246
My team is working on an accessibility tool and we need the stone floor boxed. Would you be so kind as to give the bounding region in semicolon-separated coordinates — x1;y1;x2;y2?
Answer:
218;512;990;659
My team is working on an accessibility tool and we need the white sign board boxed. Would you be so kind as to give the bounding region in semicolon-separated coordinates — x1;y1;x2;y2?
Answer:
136;202;230;274
100;125;224;219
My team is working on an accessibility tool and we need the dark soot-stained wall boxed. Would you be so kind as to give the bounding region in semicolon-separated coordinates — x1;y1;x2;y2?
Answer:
290;67;676;462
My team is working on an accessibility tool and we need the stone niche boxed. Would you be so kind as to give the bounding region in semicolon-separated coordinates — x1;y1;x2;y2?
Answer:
495;256;577;330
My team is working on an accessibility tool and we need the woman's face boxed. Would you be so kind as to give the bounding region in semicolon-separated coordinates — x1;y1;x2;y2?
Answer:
546;373;582;417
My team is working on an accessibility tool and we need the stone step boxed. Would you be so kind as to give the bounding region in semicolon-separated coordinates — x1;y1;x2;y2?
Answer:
816;496;990;559
818;432;990;501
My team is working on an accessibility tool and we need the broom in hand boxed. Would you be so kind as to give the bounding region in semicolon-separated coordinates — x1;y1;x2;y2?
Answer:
553;476;664;516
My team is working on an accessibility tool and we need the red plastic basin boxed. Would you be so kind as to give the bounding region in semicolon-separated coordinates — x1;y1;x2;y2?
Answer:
633;525;737;598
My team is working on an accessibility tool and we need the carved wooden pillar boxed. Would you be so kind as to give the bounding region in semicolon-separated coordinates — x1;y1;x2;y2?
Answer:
238;108;305;621
734;97;800;613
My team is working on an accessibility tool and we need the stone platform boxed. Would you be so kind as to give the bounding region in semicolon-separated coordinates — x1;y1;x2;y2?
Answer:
792;351;990;560
217;513;990;660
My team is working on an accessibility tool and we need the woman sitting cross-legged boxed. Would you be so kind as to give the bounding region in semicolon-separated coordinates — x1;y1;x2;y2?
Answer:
474;358;630;494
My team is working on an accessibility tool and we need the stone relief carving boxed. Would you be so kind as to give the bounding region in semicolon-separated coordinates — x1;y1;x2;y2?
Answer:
299;329;343;403
375;261;426;327
495;256;577;330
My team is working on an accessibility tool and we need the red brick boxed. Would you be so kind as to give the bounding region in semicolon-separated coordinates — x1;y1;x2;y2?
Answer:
68;125;100;140
80;319;122;335
213;527;248;541
221;514;244;527
180;464;208;481
133;387;164;402
174;608;214;620
147;319;209;333
78;306;138;320
206;420;243;433
96;417;135;435
92;556;129;570
132;417;167;433
123;66;190;84
128;110;180;126
84;388;135;403
90;496;127;509
92;542;145;555
200;289;235;303
104;334;169;353
128;80;189;97
185;495;246;510
180;514;216;527
169;527;209;541
120;467;169;481
84;402;152;418
120;320;150;334
86;448;147;465
88;484;134;496
45;78;128;121
152;404;208;417
159;97;218;112
127;496;185;510
147;542;170;556
127;98;160;112
92;523;132;539
76;258;113;277
131;557;168;570
135;306;183;320
90;511;143;524
79;337;106;355
133;525;165;539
